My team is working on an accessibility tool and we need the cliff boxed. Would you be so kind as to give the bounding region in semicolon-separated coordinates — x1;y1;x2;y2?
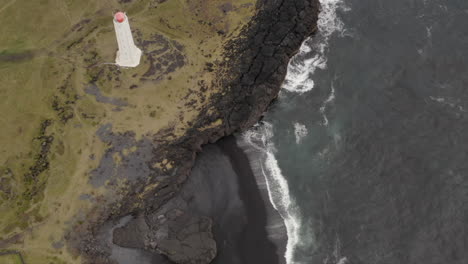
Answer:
0;0;319;263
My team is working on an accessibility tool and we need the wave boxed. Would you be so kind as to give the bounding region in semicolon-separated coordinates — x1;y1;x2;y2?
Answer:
294;123;309;144
241;122;304;264
319;82;336;126
282;0;347;94
239;1;348;263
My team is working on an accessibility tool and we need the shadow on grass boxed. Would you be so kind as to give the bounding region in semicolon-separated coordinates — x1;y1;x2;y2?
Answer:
0;250;25;264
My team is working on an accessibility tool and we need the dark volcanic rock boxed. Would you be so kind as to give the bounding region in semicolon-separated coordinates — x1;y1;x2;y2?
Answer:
218;0;320;133
113;215;149;249
113;198;216;264
148;212;216;264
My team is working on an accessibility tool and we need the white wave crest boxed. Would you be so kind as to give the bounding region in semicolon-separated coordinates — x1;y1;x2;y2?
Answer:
337;257;349;264
294;123;309;144
319;82;336;126
242;122;303;264
282;0;347;94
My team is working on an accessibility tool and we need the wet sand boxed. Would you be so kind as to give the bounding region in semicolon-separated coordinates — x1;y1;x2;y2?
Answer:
178;136;281;264
216;136;280;264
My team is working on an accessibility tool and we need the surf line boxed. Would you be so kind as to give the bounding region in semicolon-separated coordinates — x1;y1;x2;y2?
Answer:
282;0;347;94
241;122;304;264
240;1;349;263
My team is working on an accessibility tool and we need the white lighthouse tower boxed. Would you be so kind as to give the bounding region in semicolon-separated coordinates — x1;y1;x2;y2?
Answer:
113;12;142;67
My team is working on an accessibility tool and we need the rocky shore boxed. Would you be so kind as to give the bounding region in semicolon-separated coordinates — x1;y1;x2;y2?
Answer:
67;0;320;263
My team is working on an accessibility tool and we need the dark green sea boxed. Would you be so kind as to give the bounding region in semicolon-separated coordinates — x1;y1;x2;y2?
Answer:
239;0;468;263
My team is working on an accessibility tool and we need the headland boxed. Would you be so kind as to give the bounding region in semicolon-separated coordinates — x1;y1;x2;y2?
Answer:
0;0;319;263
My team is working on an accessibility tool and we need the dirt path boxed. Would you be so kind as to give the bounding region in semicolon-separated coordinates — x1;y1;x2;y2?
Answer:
0;250;25;264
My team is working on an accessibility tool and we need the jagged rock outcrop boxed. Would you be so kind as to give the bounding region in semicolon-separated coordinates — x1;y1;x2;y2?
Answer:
113;198;216;264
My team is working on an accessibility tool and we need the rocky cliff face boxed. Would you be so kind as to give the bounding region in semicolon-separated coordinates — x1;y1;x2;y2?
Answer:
68;0;320;263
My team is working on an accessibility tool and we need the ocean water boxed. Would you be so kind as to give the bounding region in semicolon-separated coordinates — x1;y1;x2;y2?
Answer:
240;0;468;263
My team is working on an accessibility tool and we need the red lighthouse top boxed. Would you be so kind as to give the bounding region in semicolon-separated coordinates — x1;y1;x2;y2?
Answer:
115;12;125;23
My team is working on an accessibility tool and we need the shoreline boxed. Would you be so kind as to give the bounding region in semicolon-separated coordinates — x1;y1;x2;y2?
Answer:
217;136;280;264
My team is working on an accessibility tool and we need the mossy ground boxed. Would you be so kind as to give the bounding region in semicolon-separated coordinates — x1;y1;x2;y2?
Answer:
0;253;23;264
0;0;256;263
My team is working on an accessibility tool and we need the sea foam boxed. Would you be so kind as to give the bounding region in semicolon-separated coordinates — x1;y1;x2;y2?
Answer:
294;123;309;144
320;82;336;126
240;1;347;263
242;122;303;264
282;0;346;94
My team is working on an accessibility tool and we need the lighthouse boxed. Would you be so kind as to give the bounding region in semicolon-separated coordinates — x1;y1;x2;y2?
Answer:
113;12;142;67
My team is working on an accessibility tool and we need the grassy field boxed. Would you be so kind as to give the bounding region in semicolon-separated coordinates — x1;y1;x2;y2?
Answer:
0;252;23;264
0;0;257;263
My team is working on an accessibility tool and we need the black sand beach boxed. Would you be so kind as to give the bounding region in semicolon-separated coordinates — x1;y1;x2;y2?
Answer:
108;136;282;264
216;136;280;264
180;136;282;264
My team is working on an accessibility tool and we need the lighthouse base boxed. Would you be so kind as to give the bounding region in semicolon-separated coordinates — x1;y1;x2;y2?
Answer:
115;47;142;68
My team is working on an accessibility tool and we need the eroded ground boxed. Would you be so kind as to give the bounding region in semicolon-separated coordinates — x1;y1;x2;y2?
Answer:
0;0;256;263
